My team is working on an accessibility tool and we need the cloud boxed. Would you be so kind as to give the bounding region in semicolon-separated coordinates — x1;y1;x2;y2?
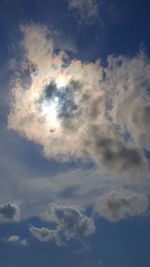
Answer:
0;128;144;219
103;53;150;151
8;24;150;178
30;205;95;245
20;24;53;69
29;226;57;242
67;0;99;24
0;203;20;223
48;29;77;53
44;205;95;239
5;235;28;246
94;189;148;222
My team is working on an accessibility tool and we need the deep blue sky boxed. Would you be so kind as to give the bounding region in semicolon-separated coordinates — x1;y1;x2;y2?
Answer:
0;0;150;61
0;216;150;267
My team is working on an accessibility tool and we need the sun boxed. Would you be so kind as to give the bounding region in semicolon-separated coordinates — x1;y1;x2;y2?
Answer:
39;75;71;128
41;99;59;126
54;96;59;102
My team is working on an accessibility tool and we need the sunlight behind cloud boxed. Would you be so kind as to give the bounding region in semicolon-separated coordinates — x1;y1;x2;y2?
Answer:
41;99;58;126
55;74;71;89
8;24;150;179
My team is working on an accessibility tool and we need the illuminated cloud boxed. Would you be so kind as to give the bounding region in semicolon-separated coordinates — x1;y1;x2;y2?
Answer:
8;24;150;178
95;189;148;222
67;0;99;24
30;204;95;245
0;202;20;223
5;235;28;246
29;226;58;243
20;24;53;69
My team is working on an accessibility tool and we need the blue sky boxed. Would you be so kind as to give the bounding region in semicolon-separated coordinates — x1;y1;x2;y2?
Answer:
0;0;150;266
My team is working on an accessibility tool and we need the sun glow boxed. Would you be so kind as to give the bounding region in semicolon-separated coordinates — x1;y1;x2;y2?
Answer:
55;75;70;89
54;96;59;102
41;100;58;125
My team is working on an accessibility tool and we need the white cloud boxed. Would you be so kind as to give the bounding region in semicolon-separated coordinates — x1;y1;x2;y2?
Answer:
8;24;149;179
1;127;146;219
103;52;150;151
29;226;58;243
0;22;148;226
5;235;28;246
94;189;148;222
20;24;53;69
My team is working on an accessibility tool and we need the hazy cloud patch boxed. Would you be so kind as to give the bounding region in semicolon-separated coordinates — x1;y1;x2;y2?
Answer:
5;235;28;246
95;189;148;222
67;0;99;24
29;226;63;246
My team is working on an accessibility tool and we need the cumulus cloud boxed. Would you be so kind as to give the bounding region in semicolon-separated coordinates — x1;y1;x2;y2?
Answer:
0;203;20;223
30;205;95;245
94;189;148;222
67;0;99;24
5;235;28;246
44;205;95;239
8;24;150;178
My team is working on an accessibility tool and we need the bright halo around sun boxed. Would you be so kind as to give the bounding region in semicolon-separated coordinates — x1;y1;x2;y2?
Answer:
55;74;70;89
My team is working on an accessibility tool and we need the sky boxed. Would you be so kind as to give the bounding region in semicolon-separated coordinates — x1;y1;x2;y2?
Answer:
0;0;150;266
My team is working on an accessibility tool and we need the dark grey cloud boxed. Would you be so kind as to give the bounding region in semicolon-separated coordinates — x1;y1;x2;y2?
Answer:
0;203;20;223
91;135;143;171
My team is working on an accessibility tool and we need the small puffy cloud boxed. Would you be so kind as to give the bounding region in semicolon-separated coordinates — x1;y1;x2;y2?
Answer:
30;205;95;245
29;226;56;242
5;235;28;246
94;189;148;222
67;0;99;24
0;203;20;223
44;205;95;240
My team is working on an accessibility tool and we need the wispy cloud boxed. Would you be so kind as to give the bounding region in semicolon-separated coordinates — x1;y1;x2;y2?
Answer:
67;0;99;24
